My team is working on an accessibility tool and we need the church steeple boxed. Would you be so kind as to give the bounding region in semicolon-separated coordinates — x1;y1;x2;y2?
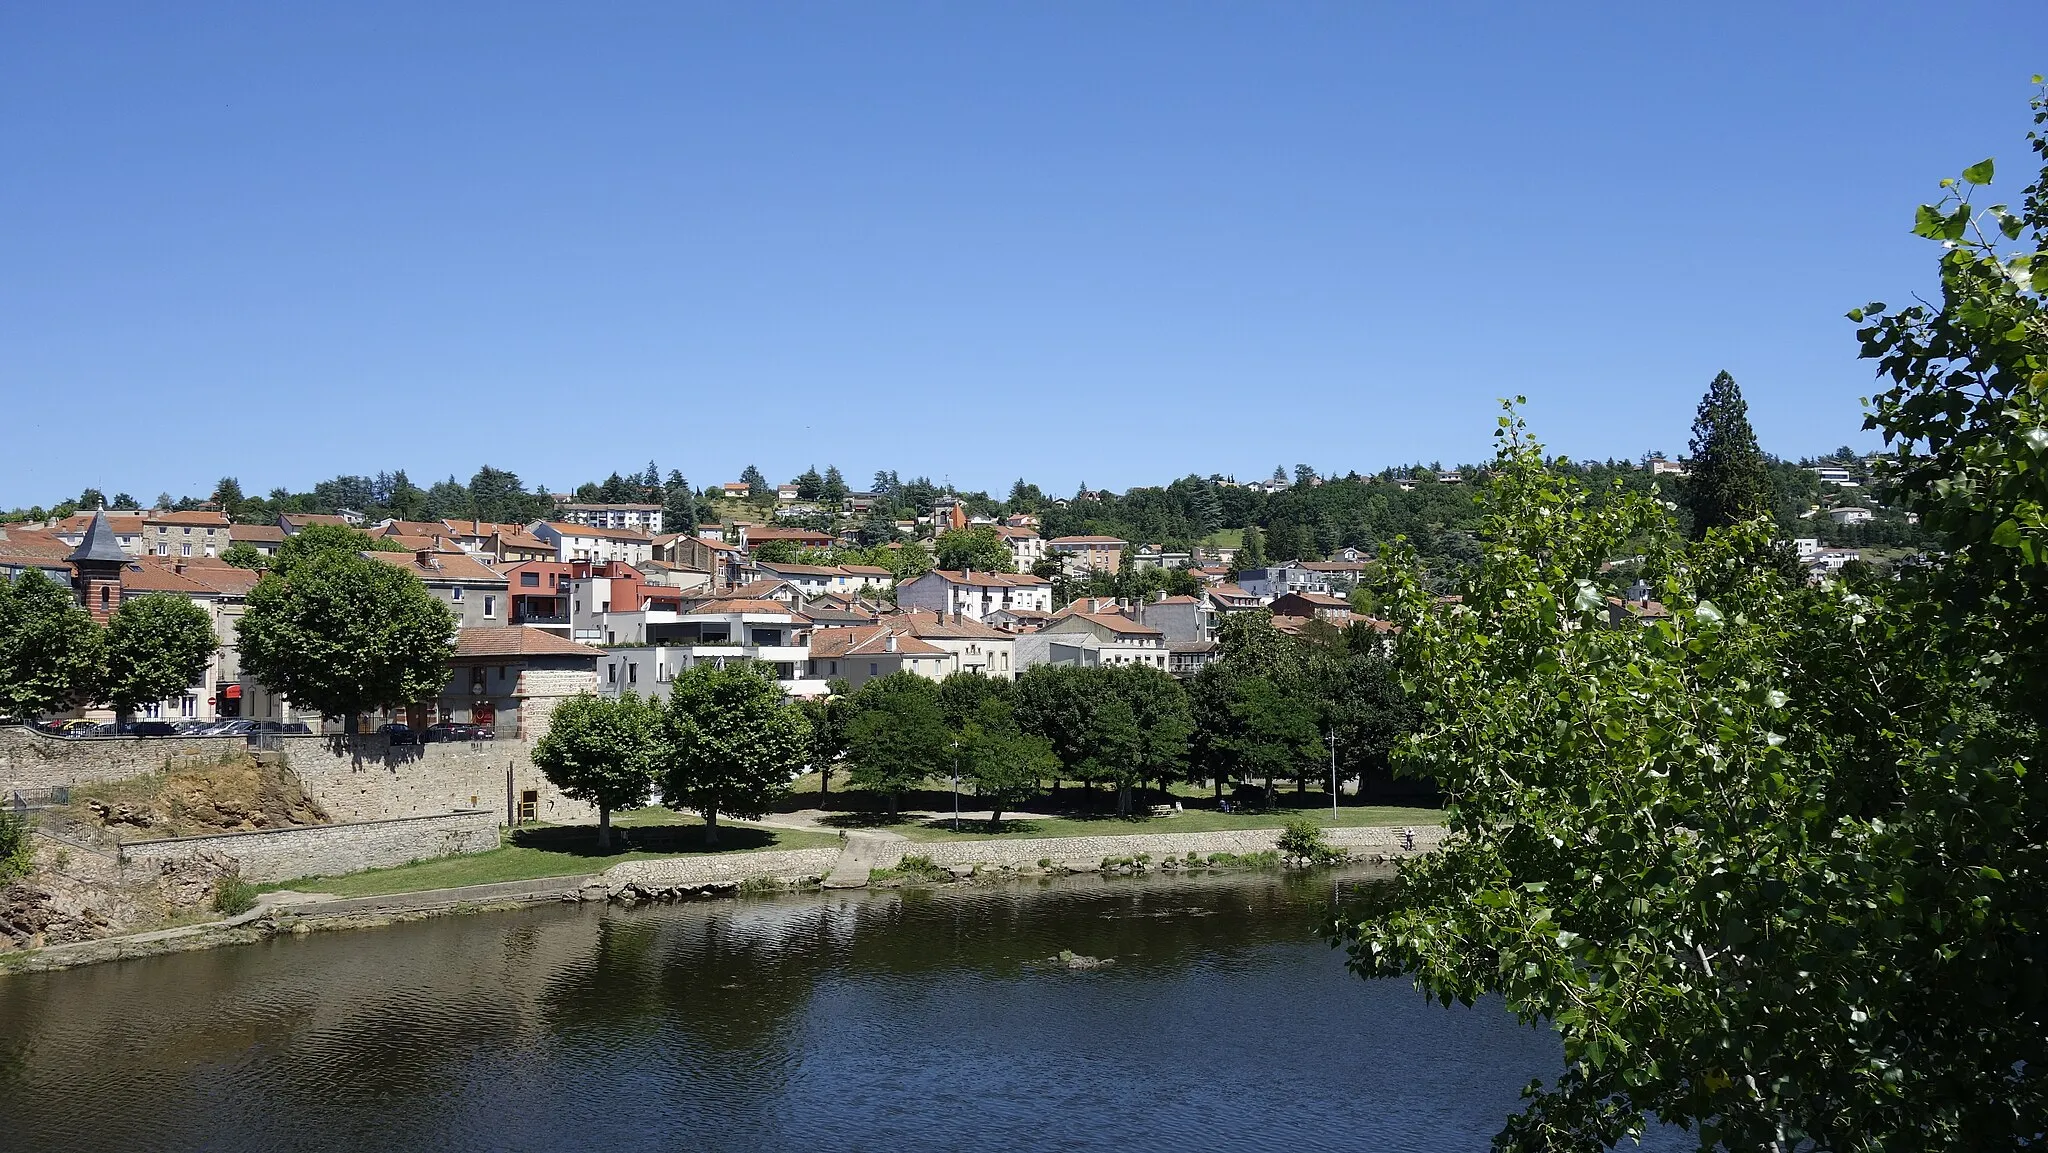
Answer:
68;508;127;622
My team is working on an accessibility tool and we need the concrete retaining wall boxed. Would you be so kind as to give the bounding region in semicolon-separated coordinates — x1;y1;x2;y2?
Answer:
121;809;502;884
604;848;843;893
913;823;1447;869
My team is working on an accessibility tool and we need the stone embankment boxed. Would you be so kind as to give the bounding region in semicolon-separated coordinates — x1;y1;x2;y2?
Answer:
604;847;846;901
912;824;1444;872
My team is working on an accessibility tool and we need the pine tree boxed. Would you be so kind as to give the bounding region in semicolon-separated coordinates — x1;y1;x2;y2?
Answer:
662;474;694;534
1679;371;1771;539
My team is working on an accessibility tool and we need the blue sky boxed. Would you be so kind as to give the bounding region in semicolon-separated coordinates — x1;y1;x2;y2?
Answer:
2;3;2040;504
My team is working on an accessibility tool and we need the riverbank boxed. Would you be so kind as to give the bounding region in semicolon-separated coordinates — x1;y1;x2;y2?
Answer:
0;819;1444;974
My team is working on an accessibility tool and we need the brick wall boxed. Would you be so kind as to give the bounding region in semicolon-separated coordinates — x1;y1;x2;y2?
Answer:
120;809;501;884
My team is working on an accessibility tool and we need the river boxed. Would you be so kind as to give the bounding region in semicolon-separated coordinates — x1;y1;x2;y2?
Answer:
0;869;1675;1152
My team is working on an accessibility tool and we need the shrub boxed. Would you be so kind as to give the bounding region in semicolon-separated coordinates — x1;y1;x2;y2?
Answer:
212;875;258;916
0;807;34;885
1278;818;1342;865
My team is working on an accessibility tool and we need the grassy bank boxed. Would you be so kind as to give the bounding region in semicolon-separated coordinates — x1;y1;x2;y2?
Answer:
266;811;839;899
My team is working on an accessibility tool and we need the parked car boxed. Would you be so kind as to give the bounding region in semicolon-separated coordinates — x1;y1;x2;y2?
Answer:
421;722;492;743
207;719;258;736
255;721;312;735
118;721;178;737
171;720;212;735
376;722;419;745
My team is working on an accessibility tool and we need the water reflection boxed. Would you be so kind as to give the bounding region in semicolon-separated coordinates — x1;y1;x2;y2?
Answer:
0;870;1644;1153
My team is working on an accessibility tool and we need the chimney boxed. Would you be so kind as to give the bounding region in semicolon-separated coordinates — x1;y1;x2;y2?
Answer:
174;558;186;574
416;548;433;567
1156;590;1168;602
885;634;897;653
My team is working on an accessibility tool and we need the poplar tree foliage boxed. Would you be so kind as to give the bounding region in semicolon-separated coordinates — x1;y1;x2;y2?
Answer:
531;692;660;850
0;569;103;720
658;662;809;844
1679;371;1772;538
1338;93;2048;1153
843;672;952;816
236;534;457;735
102;593;217;719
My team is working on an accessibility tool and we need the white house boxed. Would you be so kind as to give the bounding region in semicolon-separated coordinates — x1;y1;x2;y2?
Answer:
560;503;664;532
897;570;1053;621
1828;507;1875;526
530;521;655;565
599;597;823;699
995;525;1047;572
806;624;953;691
1014;611;1169;672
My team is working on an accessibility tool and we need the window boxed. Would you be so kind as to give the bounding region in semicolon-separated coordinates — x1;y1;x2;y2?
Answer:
521;572;539;587
628;664;637;684
483;595;495;618
607;663;617;684
451;586;463;602
869;663;879;676
181;695;196;717
155;542;167;557
183;526;191;535
181;542;192;557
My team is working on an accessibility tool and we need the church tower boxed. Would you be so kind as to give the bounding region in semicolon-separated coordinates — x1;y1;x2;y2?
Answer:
69;508;127;622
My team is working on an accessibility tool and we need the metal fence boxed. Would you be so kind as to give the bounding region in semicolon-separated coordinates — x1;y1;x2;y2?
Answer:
10;787;70;814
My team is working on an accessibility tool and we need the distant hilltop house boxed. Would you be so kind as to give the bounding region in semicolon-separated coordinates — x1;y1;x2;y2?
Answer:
1646;457;1688;477
721;481;752;497
1047;535;1127;574
1829;506;1875;526
897;570;1054;621
1812;466;1858;487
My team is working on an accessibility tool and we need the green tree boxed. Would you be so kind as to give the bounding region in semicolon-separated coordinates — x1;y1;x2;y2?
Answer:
932;525;1014;572
1678;371;1772;538
657;663;809;844
844;672;950;815
272;523;385;573
1339;103;2048;1144
794;466;824;501
740;464;770;500
101;593;216;720
958;697;1056;829
211;477;246;517
935;670;1014;729
799;691;852;795
219;542;269;570
0;569;103;720
236;550;457;735
662;472;694;534
1237;525;1266;571
821;465;849;505
531;692;660;850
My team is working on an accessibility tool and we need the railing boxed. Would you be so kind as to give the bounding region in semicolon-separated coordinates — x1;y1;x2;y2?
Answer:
11;786;70;812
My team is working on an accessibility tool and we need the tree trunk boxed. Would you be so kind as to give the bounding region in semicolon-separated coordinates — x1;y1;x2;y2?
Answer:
1117;783;1132;817
344;712;360;739
597;805;611;851
703;806;720;846
820;765;830;798
1295;773;1306;795
886;791;899;818
1213;775;1222;802
988;805;1003;833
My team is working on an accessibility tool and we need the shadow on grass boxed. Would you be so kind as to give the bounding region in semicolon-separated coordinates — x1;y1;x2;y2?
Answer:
509;822;783;857
908;817;1050;836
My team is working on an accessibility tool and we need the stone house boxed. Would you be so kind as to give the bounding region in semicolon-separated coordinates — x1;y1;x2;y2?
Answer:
367;547;511;629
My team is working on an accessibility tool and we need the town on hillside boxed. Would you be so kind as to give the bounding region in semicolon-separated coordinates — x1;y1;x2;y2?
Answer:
0;443;1928;737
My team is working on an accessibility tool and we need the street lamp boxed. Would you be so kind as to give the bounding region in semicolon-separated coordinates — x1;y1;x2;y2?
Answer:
950;738;962;832
1328;726;1339;821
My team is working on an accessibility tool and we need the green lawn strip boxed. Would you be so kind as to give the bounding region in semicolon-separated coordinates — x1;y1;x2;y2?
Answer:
263;814;839;899
1198;528;1245;548
867;804;1440;842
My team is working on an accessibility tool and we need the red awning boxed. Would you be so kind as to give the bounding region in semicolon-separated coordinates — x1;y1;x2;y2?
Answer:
223;685;242;699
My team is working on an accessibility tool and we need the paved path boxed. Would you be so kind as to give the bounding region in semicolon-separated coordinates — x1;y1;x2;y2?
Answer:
821;829;908;889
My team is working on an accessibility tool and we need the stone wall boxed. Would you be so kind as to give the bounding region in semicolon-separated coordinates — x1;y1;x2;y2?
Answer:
603;847;843;893
274;735;596;826
913;823;1446;870
0;727;246;791
121;809;501;884
0;726;595;828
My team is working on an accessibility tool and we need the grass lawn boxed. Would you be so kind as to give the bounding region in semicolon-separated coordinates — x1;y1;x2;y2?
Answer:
266;811;841;899
1199;528;1246;548
823;803;1440;842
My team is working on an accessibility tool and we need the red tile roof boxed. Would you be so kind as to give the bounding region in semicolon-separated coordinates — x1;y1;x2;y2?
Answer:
366;549;509;584
808;625;948;660
916;570;1050;588
539;521;652;542
453;627;603;659
146;510;231;527
684;598;812;620
229;524;286;543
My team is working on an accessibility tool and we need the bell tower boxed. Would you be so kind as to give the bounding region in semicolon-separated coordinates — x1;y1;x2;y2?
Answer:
68;508;127;623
